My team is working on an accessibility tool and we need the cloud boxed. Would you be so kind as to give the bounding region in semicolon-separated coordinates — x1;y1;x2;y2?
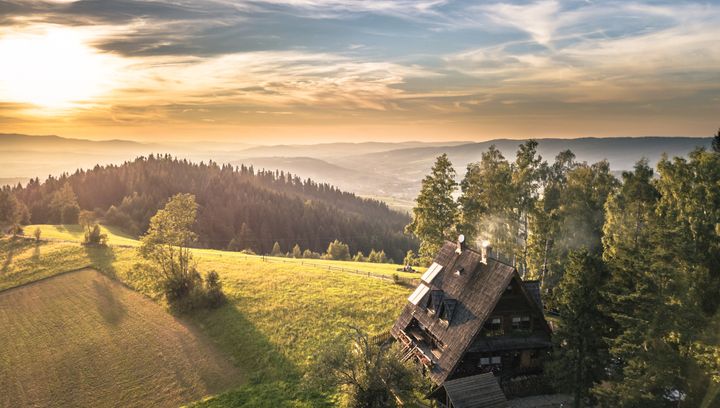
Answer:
445;1;720;103
479;0;561;46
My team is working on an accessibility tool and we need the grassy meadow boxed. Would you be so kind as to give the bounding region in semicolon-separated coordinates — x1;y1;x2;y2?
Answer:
0;226;414;407
0;268;241;408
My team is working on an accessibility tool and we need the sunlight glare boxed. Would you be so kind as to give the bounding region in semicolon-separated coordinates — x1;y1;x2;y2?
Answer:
0;27;117;109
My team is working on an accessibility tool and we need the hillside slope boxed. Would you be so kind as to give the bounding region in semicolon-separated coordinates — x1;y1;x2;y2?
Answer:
0;234;412;407
0;268;242;408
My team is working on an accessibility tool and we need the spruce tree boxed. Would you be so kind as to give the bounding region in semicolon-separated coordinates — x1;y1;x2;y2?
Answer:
548;249;608;408
597;159;707;406
271;241;283;256
406;154;458;261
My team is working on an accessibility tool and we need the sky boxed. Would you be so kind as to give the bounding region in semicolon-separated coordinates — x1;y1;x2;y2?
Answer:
0;0;718;143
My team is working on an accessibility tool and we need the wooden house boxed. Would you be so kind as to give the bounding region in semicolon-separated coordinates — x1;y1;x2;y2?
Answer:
390;240;552;401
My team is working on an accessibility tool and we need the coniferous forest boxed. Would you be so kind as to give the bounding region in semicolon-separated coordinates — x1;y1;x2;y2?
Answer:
5;155;416;261
406;136;720;406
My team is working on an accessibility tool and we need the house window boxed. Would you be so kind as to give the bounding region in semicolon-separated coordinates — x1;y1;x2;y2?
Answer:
483;317;503;336
512;315;531;331
479;356;502;367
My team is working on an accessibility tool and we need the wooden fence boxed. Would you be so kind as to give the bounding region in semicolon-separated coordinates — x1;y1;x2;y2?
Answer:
260;256;421;287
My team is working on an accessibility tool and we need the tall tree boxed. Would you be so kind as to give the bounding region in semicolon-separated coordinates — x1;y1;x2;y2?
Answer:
712;128;720;153
527;150;576;281
406;154;458;261
597;159;709;406
50;182;80;224
139;193;200;303
0;189;20;229
512;140;545;274
549;249;609;408
543;160;617;290
458;146;515;256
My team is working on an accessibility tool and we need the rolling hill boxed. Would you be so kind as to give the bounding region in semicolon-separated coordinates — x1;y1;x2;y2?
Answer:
0;230;413;407
10;156;416;261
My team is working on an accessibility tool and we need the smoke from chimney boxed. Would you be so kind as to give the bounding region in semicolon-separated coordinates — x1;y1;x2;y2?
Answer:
481;240;492;264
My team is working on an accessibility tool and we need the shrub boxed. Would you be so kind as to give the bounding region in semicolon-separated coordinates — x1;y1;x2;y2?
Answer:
33;227;41;242
204;270;226;308
165;267;205;313
83;224;108;246
392;273;400;285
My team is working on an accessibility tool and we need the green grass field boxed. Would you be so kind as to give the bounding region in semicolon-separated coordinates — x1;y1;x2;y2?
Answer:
26;224;424;279
0;268;241;408
1;228;414;407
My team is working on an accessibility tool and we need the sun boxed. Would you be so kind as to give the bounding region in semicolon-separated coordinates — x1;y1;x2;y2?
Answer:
0;26;117;110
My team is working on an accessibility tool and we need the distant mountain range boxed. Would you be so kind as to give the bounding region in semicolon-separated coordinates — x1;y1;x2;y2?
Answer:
1;133;712;208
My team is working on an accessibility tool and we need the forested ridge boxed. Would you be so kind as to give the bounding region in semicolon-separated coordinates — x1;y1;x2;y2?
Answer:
3;155;416;260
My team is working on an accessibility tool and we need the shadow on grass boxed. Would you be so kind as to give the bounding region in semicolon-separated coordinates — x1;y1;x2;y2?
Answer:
1;237;32;274
188;303;333;407
92;276;127;325
32;242;41;262
1;245;13;273
84;245;117;278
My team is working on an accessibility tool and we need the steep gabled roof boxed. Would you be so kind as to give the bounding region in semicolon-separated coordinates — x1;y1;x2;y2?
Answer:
522;280;543;310
428;372;508;408
391;241;549;384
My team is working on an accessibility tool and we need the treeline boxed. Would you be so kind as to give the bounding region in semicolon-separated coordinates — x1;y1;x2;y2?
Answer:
407;133;720;406
265;239;393;263
4;155;416;260
407;141;616;288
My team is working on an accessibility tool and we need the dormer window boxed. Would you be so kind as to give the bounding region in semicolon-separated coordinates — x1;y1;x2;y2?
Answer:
427;290;443;315
439;299;457;324
454;267;464;276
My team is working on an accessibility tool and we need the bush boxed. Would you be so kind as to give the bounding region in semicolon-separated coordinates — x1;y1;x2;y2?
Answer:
240;248;256;255
83;224;108;246
392;273;400;284
204;270;226;308
165;267;205;313
33;227;41;242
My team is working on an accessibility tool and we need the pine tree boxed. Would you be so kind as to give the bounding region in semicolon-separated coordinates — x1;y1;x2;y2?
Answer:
597;159;707;406
352;251;366;262
292;244;302;258
548;249;609;408
271;241;283;256
406;154;458;261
